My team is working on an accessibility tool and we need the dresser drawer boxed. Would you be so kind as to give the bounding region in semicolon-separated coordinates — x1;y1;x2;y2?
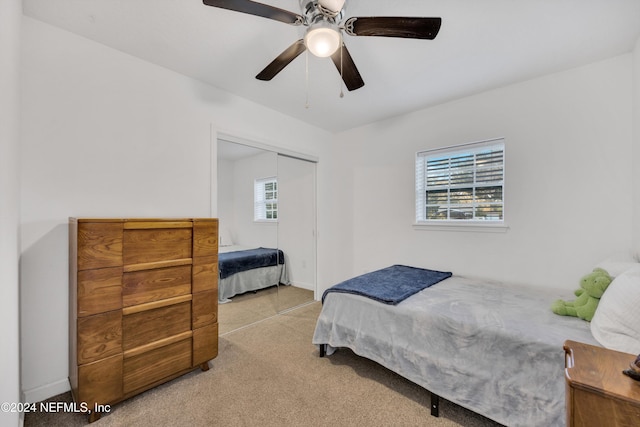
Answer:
77;353;123;406
193;220;218;257
77;266;123;317
193;323;218;366
123;301;191;351
123;338;192;394
123;226;192;265
77;222;123;271
77;310;122;365
123;265;191;307
193;289;217;328
192;255;218;293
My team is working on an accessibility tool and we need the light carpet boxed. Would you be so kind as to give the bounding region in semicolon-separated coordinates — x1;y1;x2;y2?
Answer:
25;302;502;427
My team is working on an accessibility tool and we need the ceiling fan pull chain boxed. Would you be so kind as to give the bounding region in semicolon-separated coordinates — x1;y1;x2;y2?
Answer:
339;36;344;98
305;50;310;109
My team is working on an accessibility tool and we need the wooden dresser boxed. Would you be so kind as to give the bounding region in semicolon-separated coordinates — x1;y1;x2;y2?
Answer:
564;340;640;427
69;218;218;421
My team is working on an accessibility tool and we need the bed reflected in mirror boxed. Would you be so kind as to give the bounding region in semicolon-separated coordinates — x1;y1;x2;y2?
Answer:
216;138;316;335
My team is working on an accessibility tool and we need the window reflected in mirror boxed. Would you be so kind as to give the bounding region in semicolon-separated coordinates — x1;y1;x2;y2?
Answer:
216;138;316;334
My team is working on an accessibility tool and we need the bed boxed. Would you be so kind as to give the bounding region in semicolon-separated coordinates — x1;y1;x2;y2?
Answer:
218;245;289;303
312;265;600;427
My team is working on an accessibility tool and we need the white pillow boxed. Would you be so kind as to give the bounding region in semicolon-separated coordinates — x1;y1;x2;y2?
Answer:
596;252;639;277
591;264;640;354
596;261;639;278
218;227;234;247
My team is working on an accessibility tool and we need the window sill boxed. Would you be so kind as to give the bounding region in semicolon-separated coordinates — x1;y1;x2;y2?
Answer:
413;221;509;233
253;220;278;224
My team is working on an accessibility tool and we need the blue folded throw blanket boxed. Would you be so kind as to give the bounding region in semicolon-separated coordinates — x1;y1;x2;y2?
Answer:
218;247;284;279
322;265;452;305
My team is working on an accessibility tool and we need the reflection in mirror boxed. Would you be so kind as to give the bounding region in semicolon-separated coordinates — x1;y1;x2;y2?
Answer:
276;154;316;313
217;140;279;334
216;139;317;334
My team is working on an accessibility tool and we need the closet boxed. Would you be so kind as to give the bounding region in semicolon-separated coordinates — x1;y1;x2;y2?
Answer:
216;136;317;333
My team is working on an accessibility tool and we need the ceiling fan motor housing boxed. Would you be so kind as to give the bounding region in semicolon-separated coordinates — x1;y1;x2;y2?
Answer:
300;0;344;24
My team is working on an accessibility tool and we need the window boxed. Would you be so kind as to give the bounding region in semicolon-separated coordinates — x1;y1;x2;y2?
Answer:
415;138;504;224
254;177;278;221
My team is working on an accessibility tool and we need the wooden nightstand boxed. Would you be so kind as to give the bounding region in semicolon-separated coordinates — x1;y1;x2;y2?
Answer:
564;340;640;427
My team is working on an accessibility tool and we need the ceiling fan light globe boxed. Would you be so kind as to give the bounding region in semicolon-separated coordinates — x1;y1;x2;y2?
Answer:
304;26;340;57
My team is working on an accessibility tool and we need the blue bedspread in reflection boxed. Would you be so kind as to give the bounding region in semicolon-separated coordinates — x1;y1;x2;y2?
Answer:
218;247;284;279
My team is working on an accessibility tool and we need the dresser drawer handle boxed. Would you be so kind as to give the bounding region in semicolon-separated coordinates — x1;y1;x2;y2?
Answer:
122;294;193;315
124;258;192;273
123;221;193;230
123;331;193;359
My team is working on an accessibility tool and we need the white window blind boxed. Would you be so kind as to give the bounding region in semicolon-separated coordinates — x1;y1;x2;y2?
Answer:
254;177;278;221
416;138;504;223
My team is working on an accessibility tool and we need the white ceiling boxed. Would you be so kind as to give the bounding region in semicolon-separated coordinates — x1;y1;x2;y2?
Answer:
22;0;640;133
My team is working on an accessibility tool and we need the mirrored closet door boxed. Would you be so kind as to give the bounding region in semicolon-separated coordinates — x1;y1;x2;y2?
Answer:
216;138;316;334
276;154;316;313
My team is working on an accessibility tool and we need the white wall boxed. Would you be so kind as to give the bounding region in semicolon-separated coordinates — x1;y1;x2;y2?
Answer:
1;1;22;426
20;17;331;402
328;54;634;292
633;38;640;256
226;151;279;248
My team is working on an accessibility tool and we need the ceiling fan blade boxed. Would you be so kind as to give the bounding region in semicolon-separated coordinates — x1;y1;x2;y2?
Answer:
330;43;364;91
256;40;306;81
344;17;442;39
202;0;303;25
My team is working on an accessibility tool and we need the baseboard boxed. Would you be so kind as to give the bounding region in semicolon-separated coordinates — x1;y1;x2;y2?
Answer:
22;378;70;404
289;281;314;291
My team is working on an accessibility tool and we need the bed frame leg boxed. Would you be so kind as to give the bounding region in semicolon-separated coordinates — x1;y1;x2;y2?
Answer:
319;344;326;358
430;393;440;417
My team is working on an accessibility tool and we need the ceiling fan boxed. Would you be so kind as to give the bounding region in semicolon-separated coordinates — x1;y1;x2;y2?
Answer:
202;0;442;92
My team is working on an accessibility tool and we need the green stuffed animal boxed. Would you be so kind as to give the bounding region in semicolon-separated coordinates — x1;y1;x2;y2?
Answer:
551;268;612;322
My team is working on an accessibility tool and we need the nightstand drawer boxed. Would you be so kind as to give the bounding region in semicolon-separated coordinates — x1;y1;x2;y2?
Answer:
572;388;640;426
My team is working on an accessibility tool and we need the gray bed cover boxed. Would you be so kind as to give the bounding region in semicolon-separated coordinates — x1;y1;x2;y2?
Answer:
218;245;289;302
312;275;599;426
